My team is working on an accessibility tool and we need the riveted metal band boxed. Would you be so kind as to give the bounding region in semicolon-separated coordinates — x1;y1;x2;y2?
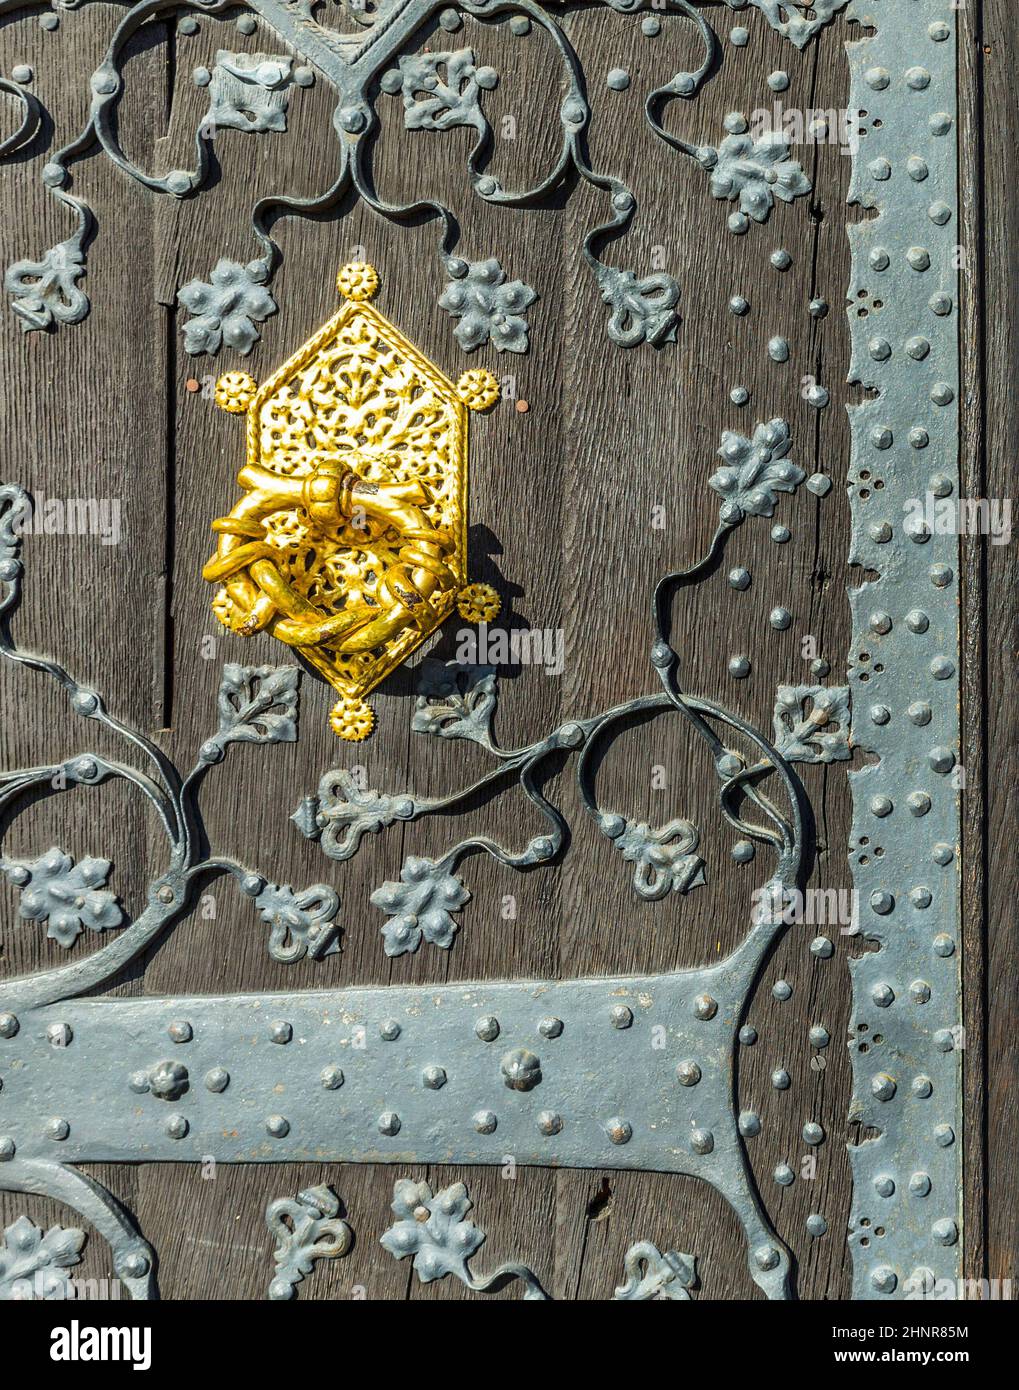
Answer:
845;0;962;1299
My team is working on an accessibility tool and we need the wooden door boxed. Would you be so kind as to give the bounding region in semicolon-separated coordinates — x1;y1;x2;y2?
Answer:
0;0;1008;1304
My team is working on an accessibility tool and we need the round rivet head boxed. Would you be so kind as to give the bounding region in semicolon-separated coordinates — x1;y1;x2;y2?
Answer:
870;610;892;634
205;1067;230;1093
910;887;933;909
380;1019;401;1041
870;705;891;725
773;980;792;1002
728;567;751;590
676;1060;701;1087
473;1110;497;1135
128;1071;150;1094
610;1004;633;1029
45;1117;70;1141
266;1115;290;1138
769;607;792;631
739;1025;758;1046
537;1110;562;1136
754;1245;781;1272
932;1218;958;1246
538;1017;563;1039
475;1016;500;1041
870;248;891;271
928;746;955;774
729;295;750;316
47;1021;72;1047
870;891;894;915
872;1073;897;1101
913;1074;934;1097
809;299;829;321
605;1117;632;1145
865;67;890;90
728;654;751;679
933;1028;955;1053
117;1251;150;1279
810;936;834;959
930;563;954;588
906;609;930;633
907;246;931;271
771;249;792;271
149;1060;189;1101
268;1020;292;1045
691;1128;714;1155
772;1068;791;1090
910;980;932;1004
501;1048;542;1091
933;933;955;957
421;1065;445;1090
803;1122;824;1146
906;66;931;90
910;1171;932;1196
869;796;893;818
164;1019;192;1044
739;1111;761;1137
908;701;932;726
774;1162;795;1187
693;993;718;1021
935;1124;956;1148
0;1013;18;1039
874;1175;896;1198
732;840;755;863
872;1265;898;1294
869;521;893;543
933;843;954;865
809;1026;830;1048
166;1115;189;1139
378;1112;401;1136
871;983;895;1007
806;1214;828;1238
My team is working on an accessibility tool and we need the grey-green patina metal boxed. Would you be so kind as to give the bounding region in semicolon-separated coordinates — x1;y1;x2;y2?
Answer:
843;0;962;1301
0;0;966;1301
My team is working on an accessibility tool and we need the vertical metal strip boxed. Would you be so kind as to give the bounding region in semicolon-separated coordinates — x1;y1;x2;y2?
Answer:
845;0;962;1299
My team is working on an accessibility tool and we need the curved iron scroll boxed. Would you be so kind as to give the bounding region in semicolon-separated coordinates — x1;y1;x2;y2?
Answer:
0;0;833;349
0;469;809;1298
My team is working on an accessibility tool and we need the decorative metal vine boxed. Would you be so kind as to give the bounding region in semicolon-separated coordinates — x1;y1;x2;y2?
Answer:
0;0;842;353
294;416;818;955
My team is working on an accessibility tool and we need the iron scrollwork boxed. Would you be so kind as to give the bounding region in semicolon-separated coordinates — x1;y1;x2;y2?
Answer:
0;454;809;1298
0;0;847;354
0;0;966;1304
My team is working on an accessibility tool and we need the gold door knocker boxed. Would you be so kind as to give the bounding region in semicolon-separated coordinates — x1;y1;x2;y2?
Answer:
203;263;501;740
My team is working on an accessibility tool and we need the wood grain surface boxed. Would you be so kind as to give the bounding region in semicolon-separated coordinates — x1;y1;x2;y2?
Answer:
0;2;999;1302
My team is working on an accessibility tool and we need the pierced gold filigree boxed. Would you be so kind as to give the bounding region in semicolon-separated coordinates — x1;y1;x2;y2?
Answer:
203;264;499;739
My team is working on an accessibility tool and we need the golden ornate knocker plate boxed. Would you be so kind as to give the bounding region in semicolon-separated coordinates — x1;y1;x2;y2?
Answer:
203;264;500;740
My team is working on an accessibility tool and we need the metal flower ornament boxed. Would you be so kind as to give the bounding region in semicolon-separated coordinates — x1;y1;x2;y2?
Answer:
0;0;848;355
